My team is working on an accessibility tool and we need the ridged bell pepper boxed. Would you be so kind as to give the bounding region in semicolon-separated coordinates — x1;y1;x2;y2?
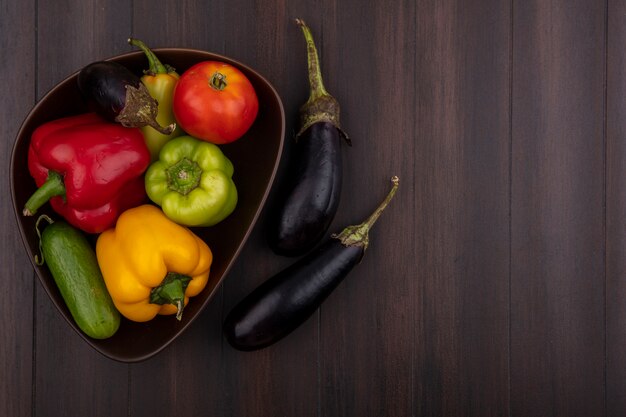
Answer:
23;113;150;234
145;135;238;227
129;38;183;161
96;204;212;322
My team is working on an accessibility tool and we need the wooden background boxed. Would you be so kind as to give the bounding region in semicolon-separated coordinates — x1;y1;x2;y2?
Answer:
1;0;623;416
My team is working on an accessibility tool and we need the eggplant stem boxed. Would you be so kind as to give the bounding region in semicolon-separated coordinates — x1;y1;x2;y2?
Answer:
295;18;329;102
332;176;400;249
294;18;349;144
146;118;177;135
362;176;399;230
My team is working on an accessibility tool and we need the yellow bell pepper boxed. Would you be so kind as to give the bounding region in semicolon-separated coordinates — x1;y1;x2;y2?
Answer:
129;38;183;161
95;204;212;322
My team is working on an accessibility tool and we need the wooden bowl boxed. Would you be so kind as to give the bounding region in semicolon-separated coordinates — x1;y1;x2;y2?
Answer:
10;49;285;362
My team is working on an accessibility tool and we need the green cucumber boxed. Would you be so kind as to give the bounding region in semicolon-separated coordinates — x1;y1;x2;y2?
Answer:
36;215;120;339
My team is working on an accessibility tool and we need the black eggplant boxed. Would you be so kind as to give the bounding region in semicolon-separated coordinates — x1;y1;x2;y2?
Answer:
224;176;399;351
77;60;174;134
268;18;349;257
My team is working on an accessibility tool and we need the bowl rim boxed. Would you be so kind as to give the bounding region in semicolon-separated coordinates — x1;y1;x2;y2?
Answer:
10;47;286;362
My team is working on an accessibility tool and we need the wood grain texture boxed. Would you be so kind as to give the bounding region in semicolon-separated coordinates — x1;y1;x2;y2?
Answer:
413;1;511;416
1;1;623;416
128;3;229;417
511;1;606;416
220;4;321;417
0;1;36;417
315;1;416;417
32;1;131;416
607;0;625;415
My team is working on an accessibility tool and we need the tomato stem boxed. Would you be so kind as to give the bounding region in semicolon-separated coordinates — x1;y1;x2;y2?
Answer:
210;72;228;91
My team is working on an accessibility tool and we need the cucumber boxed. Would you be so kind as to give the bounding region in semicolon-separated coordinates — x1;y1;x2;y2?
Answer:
36;216;120;339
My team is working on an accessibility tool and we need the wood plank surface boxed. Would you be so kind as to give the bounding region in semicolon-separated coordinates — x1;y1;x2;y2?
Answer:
510;1;606;416
607;0;626;415
316;2;416;416
219;5;322;417
1;0;623;416
32;1;131;416
127;4;229;417
413;1;511;415
0;2;36;417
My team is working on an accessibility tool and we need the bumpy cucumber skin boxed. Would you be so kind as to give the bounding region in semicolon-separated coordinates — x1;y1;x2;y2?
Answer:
41;221;120;339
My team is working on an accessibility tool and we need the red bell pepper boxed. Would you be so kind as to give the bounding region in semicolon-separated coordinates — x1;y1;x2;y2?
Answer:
23;113;150;234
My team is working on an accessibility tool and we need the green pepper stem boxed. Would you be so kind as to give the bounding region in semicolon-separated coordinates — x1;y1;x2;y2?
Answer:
332;176;400;250
128;38;168;75
23;171;66;217
295;18;329;103
166;157;203;195
149;272;192;321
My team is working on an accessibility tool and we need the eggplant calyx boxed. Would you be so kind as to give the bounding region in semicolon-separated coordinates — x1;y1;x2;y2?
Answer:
115;83;176;134
297;96;350;145
295;18;350;145
332;176;399;250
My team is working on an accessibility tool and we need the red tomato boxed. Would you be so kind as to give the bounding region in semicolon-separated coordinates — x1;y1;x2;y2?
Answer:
173;61;259;144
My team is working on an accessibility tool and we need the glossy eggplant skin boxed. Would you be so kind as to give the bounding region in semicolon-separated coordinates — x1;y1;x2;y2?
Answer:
224;239;362;351
270;121;342;256
78;60;174;134
227;175;399;352
77;61;140;121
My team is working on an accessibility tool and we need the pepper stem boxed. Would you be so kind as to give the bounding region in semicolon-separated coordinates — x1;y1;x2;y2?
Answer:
23;171;66;217
128;38;169;75
332;176;400;250
166;157;203;196
149;272;192;321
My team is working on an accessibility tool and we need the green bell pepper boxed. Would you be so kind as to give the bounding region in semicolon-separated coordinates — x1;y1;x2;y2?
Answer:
145;135;238;226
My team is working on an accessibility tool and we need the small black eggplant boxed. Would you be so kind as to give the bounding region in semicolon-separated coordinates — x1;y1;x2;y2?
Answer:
268;19;349;257
77;60;175;134
224;176;399;351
